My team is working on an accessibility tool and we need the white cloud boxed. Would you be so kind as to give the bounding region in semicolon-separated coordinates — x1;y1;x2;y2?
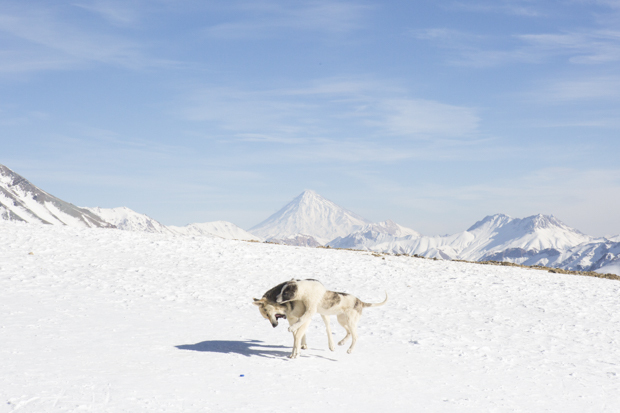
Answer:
531;76;620;102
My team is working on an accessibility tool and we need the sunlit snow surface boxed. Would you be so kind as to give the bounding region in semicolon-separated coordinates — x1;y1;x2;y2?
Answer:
1;221;619;412
168;220;262;241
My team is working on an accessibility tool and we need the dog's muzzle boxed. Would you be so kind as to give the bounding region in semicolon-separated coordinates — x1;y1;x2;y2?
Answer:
271;314;286;328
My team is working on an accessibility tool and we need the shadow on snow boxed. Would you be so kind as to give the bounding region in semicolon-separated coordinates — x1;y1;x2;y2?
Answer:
175;340;291;358
176;339;337;360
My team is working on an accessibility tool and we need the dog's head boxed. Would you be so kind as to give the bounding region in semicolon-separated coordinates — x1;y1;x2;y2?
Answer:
275;279;298;304
252;297;288;328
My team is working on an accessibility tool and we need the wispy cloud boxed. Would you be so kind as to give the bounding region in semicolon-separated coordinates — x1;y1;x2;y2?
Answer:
0;2;174;73
414;27;620;66
370;166;620;236
529;75;620;102
74;0;141;27
415;0;620;67
374;99;480;138
448;0;544;17
203;0;371;39
517;30;620;63
571;0;620;9
175;79;482;146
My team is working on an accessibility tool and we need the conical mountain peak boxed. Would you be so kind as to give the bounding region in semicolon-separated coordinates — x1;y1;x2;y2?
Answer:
249;190;371;244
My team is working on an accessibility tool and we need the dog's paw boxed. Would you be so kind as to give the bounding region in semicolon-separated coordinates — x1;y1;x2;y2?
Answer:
301;344;308;350
338;340;345;346
329;344;335;351
347;349;353;354
288;325;299;333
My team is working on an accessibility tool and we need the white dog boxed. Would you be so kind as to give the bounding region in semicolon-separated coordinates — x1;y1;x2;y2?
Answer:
253;280;334;357
275;279;387;357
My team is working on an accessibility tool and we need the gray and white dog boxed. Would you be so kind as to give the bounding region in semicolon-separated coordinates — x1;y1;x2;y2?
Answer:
253;279;387;358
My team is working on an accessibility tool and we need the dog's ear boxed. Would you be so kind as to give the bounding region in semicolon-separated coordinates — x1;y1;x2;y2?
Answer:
252;298;264;306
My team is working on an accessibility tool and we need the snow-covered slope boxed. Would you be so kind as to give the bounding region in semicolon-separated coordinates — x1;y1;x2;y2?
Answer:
0;164;114;228
2;222;619;412
169;221;262;241
249;190;371;244
85;206;172;234
84;209;260;241
549;238;620;273
328;220;420;250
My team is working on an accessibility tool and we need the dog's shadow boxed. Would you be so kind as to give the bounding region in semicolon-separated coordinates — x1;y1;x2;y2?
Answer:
176;339;337;360
176;340;291;358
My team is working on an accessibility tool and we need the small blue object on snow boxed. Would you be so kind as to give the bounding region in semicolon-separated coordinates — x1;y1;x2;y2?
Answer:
240;374;245;377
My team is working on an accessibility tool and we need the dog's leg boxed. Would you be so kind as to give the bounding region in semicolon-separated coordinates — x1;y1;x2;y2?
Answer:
290;332;299;359
321;315;335;351
287;314;307;350
290;320;311;359
337;313;351;346
345;311;361;354
288;302;318;333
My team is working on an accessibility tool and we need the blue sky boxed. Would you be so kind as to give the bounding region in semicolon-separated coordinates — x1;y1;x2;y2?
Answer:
2;0;620;236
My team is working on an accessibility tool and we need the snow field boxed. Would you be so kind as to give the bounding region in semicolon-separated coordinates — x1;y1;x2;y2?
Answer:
1;221;620;412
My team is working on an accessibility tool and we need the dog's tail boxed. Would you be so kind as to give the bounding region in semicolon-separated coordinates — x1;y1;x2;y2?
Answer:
362;291;388;308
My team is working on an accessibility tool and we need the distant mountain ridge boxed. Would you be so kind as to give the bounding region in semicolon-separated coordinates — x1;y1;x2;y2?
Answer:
330;213;595;261
168;221;261;241
0;164;257;241
329;220;420;250
1;164;618;275
84;206;172;234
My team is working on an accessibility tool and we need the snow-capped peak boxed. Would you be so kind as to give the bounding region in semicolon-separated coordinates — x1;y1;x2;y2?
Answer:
515;214;580;233
458;213;593;260
249;190;372;245
467;213;513;232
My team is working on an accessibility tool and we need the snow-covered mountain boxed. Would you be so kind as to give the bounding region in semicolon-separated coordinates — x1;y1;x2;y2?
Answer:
2;164;617;274
249;190;371;244
329;220;420;250
85;207;172;234
459;214;593;261
265;233;322;247
0;164;114;228
169;221;262;241
505;237;620;273
325;213;620;274
335;214;590;260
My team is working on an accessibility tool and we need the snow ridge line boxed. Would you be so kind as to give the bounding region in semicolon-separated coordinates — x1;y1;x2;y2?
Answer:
256;241;620;281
